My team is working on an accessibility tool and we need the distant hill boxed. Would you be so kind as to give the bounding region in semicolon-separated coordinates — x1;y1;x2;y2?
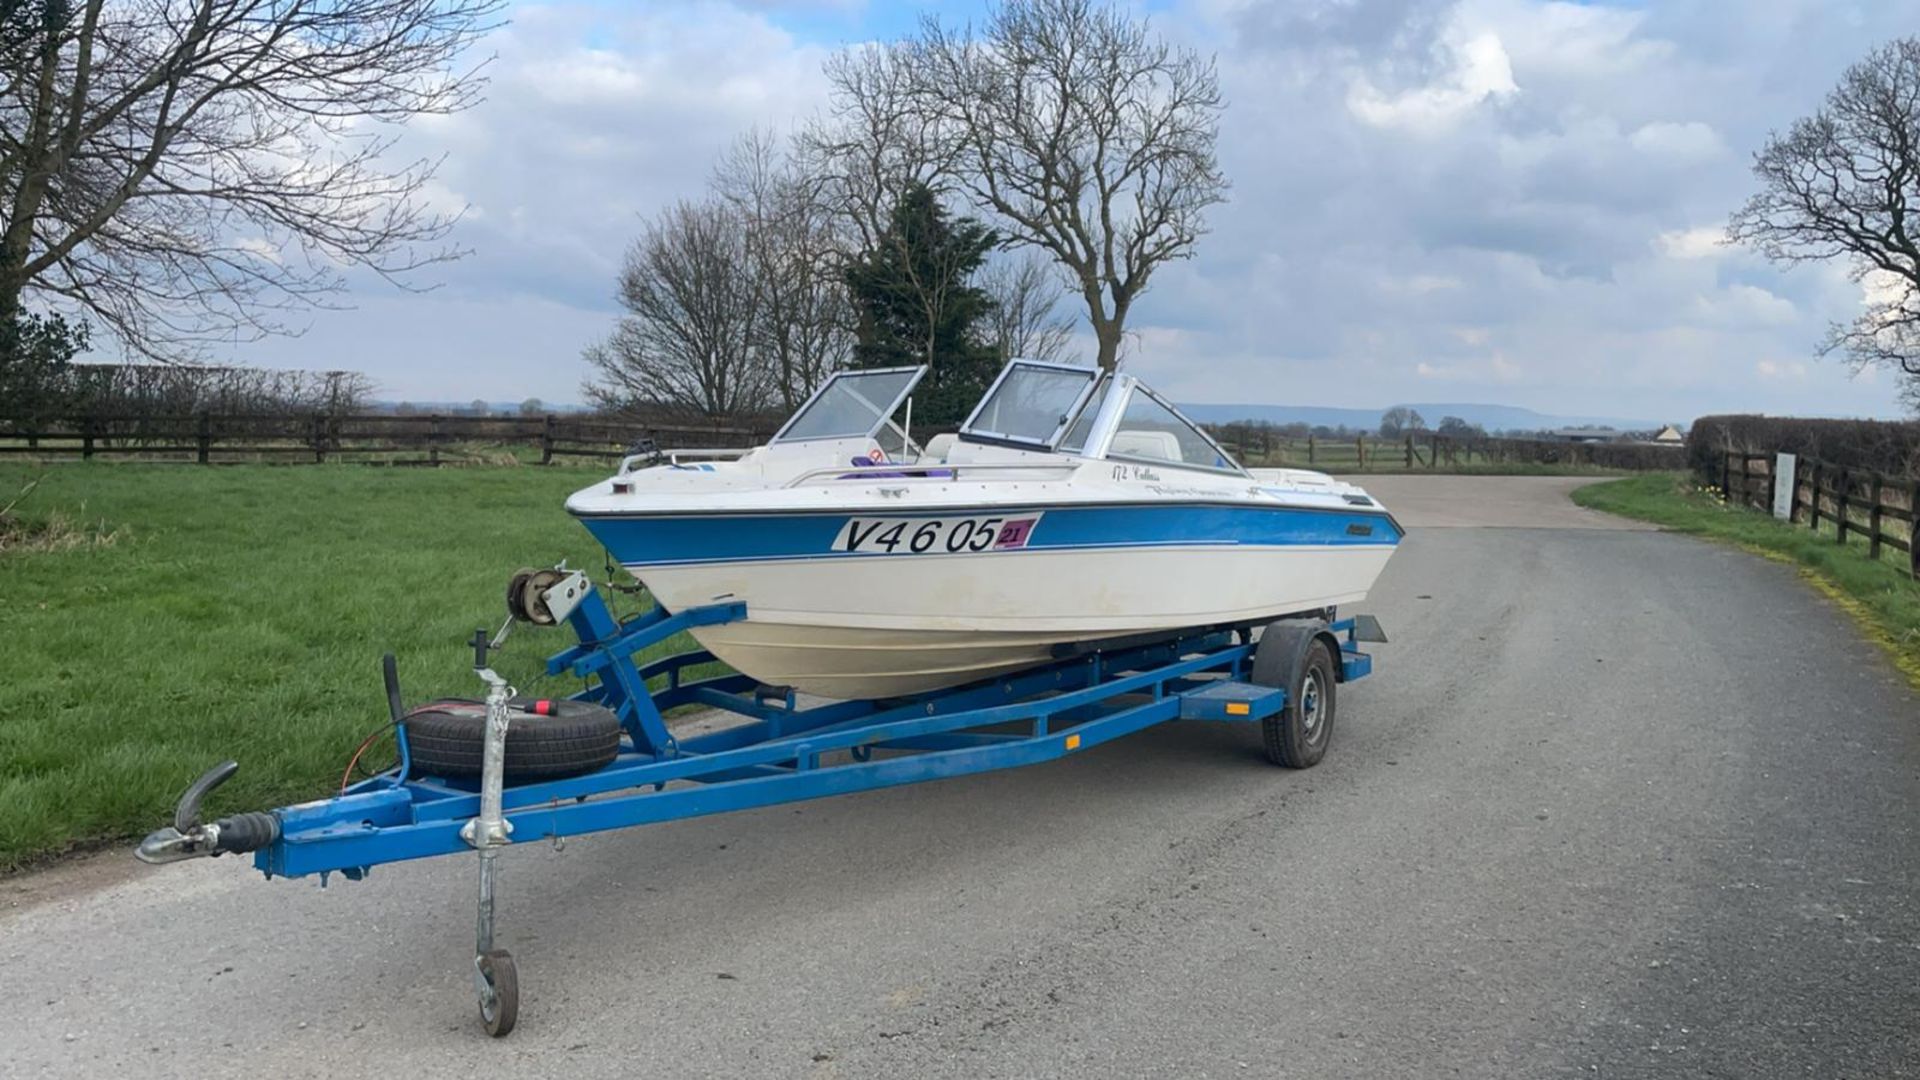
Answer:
1177;401;1668;434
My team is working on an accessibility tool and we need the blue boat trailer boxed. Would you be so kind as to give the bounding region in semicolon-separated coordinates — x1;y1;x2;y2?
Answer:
136;573;1384;1037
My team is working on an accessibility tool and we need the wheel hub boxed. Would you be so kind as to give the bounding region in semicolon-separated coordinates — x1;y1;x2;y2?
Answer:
1300;672;1323;737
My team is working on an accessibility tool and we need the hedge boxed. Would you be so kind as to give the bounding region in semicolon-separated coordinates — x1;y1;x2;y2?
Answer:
1687;414;1920;482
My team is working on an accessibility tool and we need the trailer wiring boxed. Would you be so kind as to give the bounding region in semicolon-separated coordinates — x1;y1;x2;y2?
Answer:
340;717;404;793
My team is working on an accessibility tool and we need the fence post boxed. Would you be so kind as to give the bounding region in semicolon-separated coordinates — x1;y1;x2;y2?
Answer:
1787;456;1801;523
1910;481;1920;579
1835;468;1849;544
1867;474;1883;560
428;415;441;466
541;414;555;466
1808;460;1821;532
81;414;95;460
309;412;325;464
196;411;211;465
1356;434;1366;469
1404;434;1413;468
1307;435;1315;465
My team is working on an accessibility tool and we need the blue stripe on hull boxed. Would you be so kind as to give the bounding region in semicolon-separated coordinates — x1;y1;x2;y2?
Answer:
577;503;1402;569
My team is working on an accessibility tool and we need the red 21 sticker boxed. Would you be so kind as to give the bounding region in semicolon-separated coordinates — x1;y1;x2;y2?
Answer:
992;517;1039;550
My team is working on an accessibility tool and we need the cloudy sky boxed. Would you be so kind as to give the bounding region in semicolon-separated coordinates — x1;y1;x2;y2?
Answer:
226;0;1918;421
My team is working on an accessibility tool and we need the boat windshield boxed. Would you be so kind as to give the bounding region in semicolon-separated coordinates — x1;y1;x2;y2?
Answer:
1057;376;1111;455
960;362;1099;447
773;367;925;443
1107;385;1244;474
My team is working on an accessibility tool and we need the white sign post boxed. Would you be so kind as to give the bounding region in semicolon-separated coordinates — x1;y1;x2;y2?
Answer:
1772;452;1796;520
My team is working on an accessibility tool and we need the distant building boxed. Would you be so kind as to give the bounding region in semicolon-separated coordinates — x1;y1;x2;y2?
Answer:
1651;424;1684;444
1548;426;1619;444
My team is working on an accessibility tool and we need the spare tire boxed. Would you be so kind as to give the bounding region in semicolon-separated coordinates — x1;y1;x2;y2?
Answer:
404;698;621;781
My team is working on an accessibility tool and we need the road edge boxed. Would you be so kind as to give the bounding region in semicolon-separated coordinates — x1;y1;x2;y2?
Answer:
1573;474;1920;693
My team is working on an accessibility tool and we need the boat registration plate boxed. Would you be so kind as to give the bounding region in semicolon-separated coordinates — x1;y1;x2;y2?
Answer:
832;513;1043;555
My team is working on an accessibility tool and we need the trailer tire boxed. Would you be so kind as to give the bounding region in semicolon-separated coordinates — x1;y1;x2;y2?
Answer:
1252;630;1337;769
404;699;621;782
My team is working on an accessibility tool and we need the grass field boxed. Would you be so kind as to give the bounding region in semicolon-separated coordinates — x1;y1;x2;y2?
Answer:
1576;473;1920;687
0;461;685;870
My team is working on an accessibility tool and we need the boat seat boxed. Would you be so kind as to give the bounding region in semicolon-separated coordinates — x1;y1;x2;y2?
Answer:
920;433;958;464
1110;429;1182;462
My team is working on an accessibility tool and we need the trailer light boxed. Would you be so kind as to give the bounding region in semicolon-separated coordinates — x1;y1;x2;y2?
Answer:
1065;734;1082;750
1226;701;1250;716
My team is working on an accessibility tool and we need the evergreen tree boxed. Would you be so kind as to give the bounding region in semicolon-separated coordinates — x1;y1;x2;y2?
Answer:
0;312;87;426
842;184;1000;426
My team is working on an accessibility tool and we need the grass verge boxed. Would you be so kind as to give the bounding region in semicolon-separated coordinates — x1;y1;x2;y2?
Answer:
1314;462;1633;477
0;461;691;871
1574;472;1920;688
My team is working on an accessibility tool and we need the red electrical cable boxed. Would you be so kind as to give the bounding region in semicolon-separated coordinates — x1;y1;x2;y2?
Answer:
338;720;401;794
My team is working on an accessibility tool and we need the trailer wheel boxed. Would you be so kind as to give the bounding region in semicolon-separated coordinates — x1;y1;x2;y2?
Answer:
1252;634;1337;769
405;700;621;781
477;949;518;1037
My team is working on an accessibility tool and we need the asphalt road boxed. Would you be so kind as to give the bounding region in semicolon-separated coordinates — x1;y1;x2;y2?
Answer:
5;475;1918;1078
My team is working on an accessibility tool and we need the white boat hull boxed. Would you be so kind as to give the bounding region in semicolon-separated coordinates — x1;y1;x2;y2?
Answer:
640;542;1396;697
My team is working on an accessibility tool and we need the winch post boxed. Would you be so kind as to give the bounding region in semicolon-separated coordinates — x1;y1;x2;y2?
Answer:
545;586;744;756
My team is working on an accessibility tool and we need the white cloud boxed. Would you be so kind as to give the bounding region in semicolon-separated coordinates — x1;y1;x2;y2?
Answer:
1384;273;1466;295
1690;283;1797;327
1655;226;1726;259
1861;268;1909;313
223;0;1920;418
1629;120;1725;162
1416;352;1524;382
1349;29;1518;132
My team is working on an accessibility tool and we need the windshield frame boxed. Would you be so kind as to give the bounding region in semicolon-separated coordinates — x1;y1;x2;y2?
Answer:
1099;380;1250;478
957;360;1102;449
769;365;927;444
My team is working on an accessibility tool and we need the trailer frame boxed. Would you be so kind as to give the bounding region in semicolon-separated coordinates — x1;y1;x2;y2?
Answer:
148;578;1381;1036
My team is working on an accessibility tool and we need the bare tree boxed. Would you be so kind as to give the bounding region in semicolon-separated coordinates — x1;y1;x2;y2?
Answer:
714;130;853;412
0;0;501;360
804;44;967;368
1730;37;1920;401
802;44;957;256
909;0;1227;370
978;250;1078;363
1378;406;1423;439
582;200;771;419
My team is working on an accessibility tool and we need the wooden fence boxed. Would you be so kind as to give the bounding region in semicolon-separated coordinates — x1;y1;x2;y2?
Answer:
0;412;771;466
1208;428;1685;472
1722;451;1919;578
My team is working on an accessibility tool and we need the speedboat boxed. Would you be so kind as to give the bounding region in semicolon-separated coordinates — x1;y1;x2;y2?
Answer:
566;361;1403;698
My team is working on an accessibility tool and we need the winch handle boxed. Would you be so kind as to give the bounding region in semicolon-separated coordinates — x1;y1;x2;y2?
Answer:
471;627;490;670
174;760;239;833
